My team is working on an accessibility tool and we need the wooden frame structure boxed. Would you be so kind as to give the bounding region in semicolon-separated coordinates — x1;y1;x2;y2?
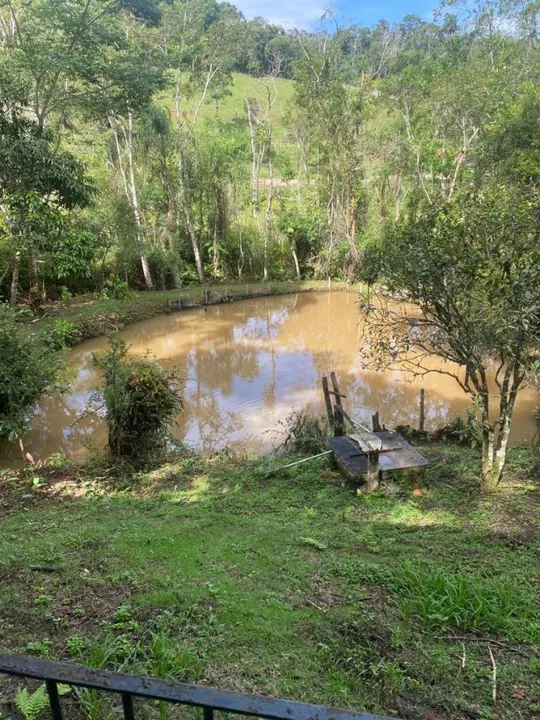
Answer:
321;374;428;490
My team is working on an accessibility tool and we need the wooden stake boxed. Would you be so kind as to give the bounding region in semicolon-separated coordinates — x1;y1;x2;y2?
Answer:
366;449;380;492
321;376;334;432
330;372;345;435
419;388;425;432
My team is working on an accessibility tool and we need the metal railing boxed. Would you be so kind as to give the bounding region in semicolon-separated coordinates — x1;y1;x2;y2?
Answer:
0;653;394;720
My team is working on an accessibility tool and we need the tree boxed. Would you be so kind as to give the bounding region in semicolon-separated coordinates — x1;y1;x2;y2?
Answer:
0;103;94;304
0;0;167;295
0;304;57;437
361;184;540;492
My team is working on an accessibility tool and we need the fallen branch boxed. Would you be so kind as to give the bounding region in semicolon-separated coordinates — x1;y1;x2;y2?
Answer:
488;643;497;705
306;598;326;612
437;636;527;656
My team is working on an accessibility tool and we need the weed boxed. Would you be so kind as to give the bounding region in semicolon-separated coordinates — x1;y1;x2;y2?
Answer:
300;536;327;550
394;561;537;638
33;594;53;609
24;639;53;658
15;684;70;720
46;319;81;350
280;409;329;454
65;635;87;656
100;274;130;300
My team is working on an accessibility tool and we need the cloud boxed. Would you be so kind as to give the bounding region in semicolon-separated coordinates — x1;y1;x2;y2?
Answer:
234;0;325;29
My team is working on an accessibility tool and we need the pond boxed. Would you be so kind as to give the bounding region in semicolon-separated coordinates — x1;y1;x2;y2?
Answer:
1;291;538;467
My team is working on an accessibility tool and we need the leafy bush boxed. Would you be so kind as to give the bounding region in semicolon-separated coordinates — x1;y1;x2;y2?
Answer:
100;274;130;300
0;304;58;437
46;319;81;350
94;336;183;459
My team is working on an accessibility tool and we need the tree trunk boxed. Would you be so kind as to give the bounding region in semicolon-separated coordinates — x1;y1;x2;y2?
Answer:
0;253;13;287
213;218;219;278
481;422;498;492
292;245;301;280
112;116;154;291
245;98;260;218
28;245;40;307
179;150;204;284
263;146;274;283
126;113;153;291
10;250;21;306
482;369;522;492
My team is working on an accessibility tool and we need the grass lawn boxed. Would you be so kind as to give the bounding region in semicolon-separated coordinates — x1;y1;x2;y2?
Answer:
0;442;539;719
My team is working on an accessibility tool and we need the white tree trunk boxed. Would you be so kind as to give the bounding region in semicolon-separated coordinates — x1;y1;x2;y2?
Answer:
126;113;154;291
10;250;20;306
179;149;204;284
113;115;154;291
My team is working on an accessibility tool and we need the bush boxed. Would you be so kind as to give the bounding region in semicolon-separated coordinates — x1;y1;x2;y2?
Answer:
280;409;329;455
47;319;81;350
94;336;183;459
0;304;58;437
100;274;130;300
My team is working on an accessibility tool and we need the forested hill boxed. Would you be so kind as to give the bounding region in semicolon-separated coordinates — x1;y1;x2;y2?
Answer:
1;0;540;298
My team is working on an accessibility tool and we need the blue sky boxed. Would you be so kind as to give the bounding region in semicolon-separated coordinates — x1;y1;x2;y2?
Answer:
234;0;439;29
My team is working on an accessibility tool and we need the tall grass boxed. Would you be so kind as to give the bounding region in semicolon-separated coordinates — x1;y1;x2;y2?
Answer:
394;561;537;639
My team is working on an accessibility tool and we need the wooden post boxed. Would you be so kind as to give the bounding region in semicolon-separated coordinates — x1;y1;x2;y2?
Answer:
366;449;380;492
330;372;345;435
419;388;425;432
330;372;343;411
372;412;381;432
321;376;334;433
334;405;345;436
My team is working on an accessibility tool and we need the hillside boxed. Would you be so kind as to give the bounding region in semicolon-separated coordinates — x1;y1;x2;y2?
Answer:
158;72;295;138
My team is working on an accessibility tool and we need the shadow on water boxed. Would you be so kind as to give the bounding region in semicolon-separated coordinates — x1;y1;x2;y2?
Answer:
1;291;538;466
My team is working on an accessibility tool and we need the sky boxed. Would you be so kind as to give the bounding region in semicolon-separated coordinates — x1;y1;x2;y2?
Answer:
234;0;439;29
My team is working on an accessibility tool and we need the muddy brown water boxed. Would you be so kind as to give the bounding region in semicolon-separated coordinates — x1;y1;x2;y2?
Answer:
1;292;538;468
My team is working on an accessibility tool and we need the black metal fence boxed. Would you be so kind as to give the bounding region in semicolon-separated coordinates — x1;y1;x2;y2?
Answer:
0;654;394;720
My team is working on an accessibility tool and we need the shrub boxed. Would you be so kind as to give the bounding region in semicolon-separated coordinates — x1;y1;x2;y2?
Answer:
280;409;329;455
0;304;57;438
94;336;183;459
47;319;81;350
100;274;130;300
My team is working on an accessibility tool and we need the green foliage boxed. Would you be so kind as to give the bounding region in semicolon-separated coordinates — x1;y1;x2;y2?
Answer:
93;336;183;459
0;304;57;437
280;409;328;455
440;409;481;448
363;183;540;489
15;683;70;720
395;561;537;637
100;275;130;300
299;536;327;550
46;319;81;350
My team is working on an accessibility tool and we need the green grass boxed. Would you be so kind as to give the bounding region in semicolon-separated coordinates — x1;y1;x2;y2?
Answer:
0;443;539;719
157;72;295;140
31;280;358;346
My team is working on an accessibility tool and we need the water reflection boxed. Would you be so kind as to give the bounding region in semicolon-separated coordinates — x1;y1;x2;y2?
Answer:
1;292;537;467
